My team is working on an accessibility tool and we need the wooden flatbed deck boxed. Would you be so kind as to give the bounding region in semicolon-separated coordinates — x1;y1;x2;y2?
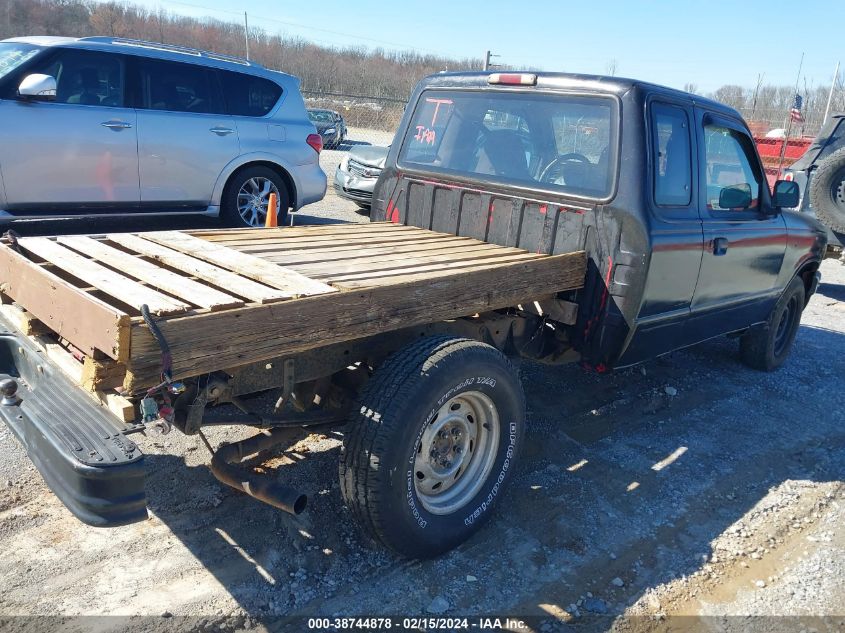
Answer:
0;223;585;393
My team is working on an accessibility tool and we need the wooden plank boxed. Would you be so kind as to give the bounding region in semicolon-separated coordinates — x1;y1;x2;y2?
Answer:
262;237;479;265
122;251;587;390
32;334;84;383
315;253;543;283
19;238;191;317
0;244;130;361
107;233;288;305
95;391;136;424
81;356;126;391
56;235;243;312
190;222;414;241
288;244;530;277
138;231;336;298
0;302;48;337
207;231;451;252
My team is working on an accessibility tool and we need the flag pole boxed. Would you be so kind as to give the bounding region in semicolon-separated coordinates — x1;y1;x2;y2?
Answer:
823;61;840;126
777;52;804;176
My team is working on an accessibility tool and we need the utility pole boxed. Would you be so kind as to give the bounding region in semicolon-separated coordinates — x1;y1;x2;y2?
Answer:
823;61;840;126
483;50;500;71
244;12;250;60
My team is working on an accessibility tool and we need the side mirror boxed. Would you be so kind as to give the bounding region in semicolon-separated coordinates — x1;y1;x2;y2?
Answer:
18;74;57;100
719;183;752;210
772;179;799;209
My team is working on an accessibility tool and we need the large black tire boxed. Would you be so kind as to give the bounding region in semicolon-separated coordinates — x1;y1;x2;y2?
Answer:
221;165;289;228
740;276;806;371
339;336;525;558
809;147;845;233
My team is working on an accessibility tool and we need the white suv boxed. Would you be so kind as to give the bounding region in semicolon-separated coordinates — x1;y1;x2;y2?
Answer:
0;36;326;227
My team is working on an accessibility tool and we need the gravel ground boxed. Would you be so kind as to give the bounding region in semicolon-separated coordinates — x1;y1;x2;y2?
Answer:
0;172;843;631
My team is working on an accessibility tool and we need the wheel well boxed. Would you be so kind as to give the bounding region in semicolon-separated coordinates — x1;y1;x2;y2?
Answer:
797;261;820;305
224;161;296;209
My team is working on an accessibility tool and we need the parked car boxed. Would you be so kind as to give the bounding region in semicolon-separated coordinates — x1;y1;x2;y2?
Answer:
333;144;389;212
782;113;845;251
0;36;326;228
307;108;346;149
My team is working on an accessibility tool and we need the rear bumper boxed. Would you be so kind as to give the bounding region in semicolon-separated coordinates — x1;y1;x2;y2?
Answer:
0;315;147;527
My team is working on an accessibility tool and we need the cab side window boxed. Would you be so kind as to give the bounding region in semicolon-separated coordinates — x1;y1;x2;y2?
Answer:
35;49;124;107
651;103;692;206
703;124;762;211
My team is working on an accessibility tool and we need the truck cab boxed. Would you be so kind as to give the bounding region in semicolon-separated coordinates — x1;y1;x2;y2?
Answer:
373;72;828;370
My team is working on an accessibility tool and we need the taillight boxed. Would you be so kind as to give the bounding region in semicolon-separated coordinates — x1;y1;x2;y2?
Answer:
488;73;537;86
306;133;323;153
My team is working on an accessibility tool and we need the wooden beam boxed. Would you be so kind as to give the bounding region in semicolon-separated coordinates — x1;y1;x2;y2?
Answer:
56;235;243;311
0;302;48;337
19;237;191;316
122;251;586;391
137;231;337;298
0;244;130;361
107;233;289;305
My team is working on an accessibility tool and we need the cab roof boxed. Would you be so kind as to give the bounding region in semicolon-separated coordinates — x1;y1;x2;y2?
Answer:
419;71;740;120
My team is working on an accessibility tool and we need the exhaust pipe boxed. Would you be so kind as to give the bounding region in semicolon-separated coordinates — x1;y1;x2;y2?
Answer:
209;428;307;515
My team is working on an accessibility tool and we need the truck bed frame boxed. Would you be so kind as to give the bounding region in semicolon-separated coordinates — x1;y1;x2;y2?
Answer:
0;223;585;398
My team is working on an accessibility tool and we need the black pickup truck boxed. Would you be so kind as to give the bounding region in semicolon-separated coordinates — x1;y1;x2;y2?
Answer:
0;71;828;560
374;72;827;371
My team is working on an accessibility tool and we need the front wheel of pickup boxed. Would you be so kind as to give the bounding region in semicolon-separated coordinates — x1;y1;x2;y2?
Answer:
740;276;805;371
339;336;525;558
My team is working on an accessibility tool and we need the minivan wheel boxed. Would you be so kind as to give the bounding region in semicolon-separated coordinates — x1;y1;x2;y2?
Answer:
222;166;289;228
339;336;525;558
739;276;805;371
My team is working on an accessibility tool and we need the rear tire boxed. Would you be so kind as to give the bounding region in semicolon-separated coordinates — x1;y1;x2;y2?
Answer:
740;276;805;371
339;336;525;558
221;166;289;228
809;147;845;233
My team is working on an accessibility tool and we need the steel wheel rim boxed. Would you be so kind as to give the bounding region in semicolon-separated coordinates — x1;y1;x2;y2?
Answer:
774;295;799;356
833;170;845;211
413;390;500;515
237;177;280;227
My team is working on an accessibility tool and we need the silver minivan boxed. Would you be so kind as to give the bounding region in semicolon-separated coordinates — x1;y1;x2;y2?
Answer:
0;36;326;227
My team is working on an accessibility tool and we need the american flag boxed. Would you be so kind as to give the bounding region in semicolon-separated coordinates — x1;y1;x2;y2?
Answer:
790;94;804;123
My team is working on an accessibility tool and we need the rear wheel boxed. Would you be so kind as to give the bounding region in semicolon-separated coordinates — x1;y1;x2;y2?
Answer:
809;147;845;233
339;336;525;558
740;276;805;371
222;166;289;228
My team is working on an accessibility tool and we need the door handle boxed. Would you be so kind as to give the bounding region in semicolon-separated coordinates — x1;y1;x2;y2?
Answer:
712;237;729;256
209;127;235;136
101;120;132;130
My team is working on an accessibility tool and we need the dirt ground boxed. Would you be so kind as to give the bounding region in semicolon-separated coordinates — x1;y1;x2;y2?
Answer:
0;194;843;632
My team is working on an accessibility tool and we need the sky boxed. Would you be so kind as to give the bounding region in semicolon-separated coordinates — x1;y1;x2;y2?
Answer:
107;0;841;94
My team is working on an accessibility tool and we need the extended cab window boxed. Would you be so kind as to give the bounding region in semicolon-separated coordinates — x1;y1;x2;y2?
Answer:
219;70;282;117
399;90;616;198
651;103;692;206
136;58;224;115
703;124;762;211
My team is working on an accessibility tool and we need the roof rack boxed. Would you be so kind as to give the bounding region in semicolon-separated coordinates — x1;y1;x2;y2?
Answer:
78;37;258;68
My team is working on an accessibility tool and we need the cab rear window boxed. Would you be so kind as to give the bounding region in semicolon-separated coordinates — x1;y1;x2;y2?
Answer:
398;90;617;198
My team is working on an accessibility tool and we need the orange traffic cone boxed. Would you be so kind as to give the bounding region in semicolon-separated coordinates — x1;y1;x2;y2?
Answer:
265;192;278;228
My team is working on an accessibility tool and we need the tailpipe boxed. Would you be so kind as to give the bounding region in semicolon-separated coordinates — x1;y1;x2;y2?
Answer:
209;428;307;515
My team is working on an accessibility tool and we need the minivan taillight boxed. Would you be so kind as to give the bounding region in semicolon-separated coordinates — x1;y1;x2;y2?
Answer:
307;133;323;153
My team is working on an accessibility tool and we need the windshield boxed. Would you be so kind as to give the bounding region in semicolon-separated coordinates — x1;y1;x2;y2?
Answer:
308;110;334;123
0;43;41;81
398;90;617;199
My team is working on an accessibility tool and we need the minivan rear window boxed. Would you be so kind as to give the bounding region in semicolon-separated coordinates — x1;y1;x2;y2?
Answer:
398;90;617;198
219;70;283;117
